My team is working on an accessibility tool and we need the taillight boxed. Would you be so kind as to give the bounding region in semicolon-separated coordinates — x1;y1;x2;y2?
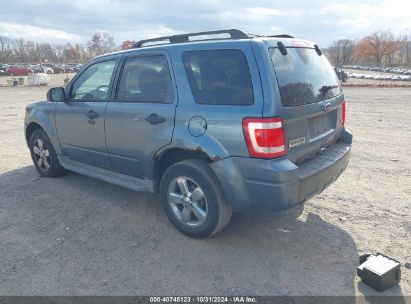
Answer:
341;100;346;126
242;117;286;159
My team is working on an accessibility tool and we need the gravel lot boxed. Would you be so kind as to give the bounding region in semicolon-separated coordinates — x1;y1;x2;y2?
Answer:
0;75;410;297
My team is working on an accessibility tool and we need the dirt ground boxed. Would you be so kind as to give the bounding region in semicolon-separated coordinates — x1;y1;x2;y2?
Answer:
0;74;410;298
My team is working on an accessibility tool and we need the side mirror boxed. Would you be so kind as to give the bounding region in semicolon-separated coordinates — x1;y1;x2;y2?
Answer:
47;87;66;102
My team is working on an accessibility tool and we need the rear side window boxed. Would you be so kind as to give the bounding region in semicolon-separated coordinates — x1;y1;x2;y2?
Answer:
269;47;342;107
117;55;173;103
183;50;253;105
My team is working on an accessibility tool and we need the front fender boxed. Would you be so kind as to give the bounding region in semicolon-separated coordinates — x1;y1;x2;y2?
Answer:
25;102;61;155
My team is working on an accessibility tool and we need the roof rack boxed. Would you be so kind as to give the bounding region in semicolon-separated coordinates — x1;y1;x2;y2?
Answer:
133;29;249;48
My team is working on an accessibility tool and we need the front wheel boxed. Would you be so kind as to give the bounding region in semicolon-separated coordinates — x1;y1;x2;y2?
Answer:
29;129;66;177
160;159;232;238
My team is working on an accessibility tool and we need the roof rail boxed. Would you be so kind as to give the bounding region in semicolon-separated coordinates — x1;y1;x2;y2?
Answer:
268;34;295;38
132;29;249;48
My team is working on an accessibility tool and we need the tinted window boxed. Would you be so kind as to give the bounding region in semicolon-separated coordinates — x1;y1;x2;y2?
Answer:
70;60;116;100
117;55;173;103
269;48;342;107
183;50;253;105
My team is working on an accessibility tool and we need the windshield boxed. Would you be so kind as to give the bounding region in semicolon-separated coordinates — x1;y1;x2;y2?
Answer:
269;47;342;107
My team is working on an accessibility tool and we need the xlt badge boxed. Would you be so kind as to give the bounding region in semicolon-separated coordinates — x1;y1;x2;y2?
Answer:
289;137;306;148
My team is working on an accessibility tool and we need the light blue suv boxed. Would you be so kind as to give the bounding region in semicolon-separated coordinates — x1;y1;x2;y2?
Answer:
25;29;352;238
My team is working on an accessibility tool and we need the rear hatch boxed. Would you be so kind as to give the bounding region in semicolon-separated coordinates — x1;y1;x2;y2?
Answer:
267;40;345;164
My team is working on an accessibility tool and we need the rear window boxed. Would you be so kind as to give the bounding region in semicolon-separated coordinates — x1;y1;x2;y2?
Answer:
183;50;253;105
269;47;342;107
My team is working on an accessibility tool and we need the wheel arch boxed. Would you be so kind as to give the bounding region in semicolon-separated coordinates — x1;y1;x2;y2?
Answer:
25;109;62;155
25;122;43;145
152;147;212;193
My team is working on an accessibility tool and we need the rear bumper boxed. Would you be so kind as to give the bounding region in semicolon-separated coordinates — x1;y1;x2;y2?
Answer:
210;129;352;211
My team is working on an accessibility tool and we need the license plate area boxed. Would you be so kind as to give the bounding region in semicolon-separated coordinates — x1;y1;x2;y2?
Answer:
308;110;337;141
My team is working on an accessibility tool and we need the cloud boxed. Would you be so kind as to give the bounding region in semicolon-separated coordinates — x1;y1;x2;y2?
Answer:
0;0;410;47
0;22;83;43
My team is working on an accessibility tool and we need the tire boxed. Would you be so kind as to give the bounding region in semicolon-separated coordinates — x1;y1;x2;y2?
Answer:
160;159;232;238
29;129;66;177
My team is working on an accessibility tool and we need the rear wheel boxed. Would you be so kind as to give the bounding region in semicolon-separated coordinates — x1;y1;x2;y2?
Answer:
29;129;65;177
160;159;232;238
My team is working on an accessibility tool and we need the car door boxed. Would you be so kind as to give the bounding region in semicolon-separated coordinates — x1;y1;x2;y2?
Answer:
55;56;119;168
105;51;177;178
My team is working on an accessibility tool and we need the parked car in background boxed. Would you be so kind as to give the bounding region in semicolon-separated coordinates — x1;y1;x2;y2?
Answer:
8;65;33;76
29;64;43;73
0;64;9;76
25;29;352;238
41;66;54;74
65;64;82;72
344;65;411;75
60;65;75;73
334;67;348;82
42;64;65;74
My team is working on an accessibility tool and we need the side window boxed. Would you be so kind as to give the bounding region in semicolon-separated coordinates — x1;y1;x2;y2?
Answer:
183;50;254;105
70;60;116;101
116;55;174;103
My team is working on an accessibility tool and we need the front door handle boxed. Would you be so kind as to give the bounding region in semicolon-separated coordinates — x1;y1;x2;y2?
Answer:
145;113;165;125
87;110;100;119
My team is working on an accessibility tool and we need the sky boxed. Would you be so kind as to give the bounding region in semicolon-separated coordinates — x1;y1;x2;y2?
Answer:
0;0;411;47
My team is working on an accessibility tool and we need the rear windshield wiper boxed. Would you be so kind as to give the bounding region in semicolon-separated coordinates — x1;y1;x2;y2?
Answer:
319;85;338;94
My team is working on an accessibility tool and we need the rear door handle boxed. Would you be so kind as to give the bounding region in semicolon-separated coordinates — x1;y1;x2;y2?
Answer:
145;113;165;125
87;110;100;119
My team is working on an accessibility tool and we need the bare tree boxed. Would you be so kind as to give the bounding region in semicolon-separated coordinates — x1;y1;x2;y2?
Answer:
0;36;13;62
52;44;66;63
101;32;115;53
64;43;83;63
74;43;89;62
37;43;55;63
327;39;356;66
13;38;28;63
87;32;116;57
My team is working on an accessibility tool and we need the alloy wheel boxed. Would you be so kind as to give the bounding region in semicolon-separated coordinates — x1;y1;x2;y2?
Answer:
33;138;50;172
167;176;208;227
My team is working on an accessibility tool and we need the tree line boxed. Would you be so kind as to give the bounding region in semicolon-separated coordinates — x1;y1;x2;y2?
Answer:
325;30;411;67
1;30;410;67
0;32;117;64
